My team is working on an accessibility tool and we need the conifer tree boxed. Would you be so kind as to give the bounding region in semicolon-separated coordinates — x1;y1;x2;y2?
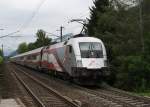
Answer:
88;0;109;35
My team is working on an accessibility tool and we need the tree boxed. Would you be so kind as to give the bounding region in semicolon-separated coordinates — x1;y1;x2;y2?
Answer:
0;49;3;57
17;42;28;54
0;49;3;64
0;56;3;64
35;29;51;48
17;29;52;53
87;0;150;91
28;43;36;51
87;0;109;36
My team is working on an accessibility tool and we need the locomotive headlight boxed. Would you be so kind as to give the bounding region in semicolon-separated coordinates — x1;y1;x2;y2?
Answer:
77;60;82;67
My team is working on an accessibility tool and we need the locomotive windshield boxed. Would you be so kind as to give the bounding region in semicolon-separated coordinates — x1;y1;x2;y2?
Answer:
79;42;103;58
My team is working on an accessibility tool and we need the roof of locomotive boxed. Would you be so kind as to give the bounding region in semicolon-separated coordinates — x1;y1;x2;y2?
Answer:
11;36;103;59
68;36;103;44
47;36;104;50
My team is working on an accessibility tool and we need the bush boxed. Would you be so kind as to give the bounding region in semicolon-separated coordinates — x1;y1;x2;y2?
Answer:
0;56;3;64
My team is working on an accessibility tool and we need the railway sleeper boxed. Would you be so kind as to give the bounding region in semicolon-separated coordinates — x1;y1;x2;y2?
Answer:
108;95;145;104
115;98;135;102
100;94;138;104
125;99;143;103
138;104;150;107
103;100;122;107
94;97;122;107
129;102;146;105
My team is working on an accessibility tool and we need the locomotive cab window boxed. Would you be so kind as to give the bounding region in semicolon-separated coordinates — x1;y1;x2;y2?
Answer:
79;42;103;58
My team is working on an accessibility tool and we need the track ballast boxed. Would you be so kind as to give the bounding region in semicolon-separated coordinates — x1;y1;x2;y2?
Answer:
11;63;150;107
11;64;80;107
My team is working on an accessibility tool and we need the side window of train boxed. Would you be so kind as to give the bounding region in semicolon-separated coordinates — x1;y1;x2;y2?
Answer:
64;41;68;45
68;45;72;53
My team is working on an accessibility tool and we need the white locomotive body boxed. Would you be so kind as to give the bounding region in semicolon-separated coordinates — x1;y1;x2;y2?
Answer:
11;36;108;85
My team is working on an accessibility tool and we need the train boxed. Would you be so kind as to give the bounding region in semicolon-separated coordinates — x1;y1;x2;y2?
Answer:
11;34;109;85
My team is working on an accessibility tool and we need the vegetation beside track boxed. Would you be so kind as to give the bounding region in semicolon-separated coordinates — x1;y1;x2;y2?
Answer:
88;0;150;92
0;49;3;64
136;91;150;97
0;56;3;64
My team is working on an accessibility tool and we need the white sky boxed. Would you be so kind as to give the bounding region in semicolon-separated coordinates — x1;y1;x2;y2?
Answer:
0;0;93;56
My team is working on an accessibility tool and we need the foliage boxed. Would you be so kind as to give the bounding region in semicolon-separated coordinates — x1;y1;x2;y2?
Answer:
28;29;51;51
34;29;51;48
114;56;150;91
0;56;3;64
17;42;28;54
88;0;150;91
28;42;37;51
87;0;109;35
17;29;52;53
0;49;3;57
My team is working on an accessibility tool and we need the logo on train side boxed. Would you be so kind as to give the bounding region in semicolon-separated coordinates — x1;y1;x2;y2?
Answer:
89;60;95;66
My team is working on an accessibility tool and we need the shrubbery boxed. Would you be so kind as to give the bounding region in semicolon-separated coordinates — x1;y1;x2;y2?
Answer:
0;56;3;64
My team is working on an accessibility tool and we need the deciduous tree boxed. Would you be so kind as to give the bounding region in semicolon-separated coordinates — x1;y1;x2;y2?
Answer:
17;42;28;54
35;29;51;48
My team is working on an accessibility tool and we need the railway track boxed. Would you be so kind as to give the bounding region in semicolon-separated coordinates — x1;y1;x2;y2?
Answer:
11;63;150;107
0;64;4;99
102;85;150;106
0;73;3;99
11;65;80;107
75;86;150;107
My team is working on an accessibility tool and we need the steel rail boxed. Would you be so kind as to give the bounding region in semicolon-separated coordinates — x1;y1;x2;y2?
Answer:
72;85;135;107
73;84;150;107
12;70;46;107
13;64;150;107
103;84;150;104
13;64;125;106
13;65;80;107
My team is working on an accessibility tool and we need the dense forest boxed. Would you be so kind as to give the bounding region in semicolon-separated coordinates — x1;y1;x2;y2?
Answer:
88;0;150;92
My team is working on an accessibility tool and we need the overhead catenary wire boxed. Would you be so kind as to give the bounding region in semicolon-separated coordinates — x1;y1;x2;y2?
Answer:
0;31;20;38
0;1;90;39
47;9;90;36
0;0;46;39
18;0;47;32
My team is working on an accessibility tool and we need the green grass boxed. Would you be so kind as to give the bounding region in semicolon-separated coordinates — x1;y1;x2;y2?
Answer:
134;90;150;97
136;92;150;97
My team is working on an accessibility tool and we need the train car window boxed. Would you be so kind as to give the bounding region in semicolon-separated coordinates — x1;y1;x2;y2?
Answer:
46;46;49;49
33;55;37;60
68;45;72;53
35;55;37;60
28;56;31;60
27;56;29;60
32;55;34;60
64;41;68;45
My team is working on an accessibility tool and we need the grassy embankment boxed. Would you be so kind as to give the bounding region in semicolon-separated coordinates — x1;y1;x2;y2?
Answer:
0;56;3;64
136;91;150;97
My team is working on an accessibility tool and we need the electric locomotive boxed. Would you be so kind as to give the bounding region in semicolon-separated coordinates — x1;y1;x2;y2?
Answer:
11;34;109;85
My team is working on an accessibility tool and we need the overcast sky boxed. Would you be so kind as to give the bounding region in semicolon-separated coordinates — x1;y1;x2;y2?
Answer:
0;0;93;56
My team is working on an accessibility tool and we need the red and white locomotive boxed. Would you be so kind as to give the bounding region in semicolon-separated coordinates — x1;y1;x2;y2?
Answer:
11;35;108;85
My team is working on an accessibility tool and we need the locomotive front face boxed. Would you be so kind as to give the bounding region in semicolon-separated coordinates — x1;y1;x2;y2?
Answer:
71;37;108;79
79;42;106;68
